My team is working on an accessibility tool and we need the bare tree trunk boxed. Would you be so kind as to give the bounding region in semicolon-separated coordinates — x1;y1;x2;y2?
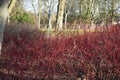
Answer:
38;0;41;29
8;0;16;13
0;0;9;56
64;2;67;29
56;0;65;31
64;0;73;29
48;15;52;29
0;0;16;56
0;17;6;56
64;14;68;29
7;0;16;22
31;0;38;27
30;0;37;15
111;0;115;24
48;0;54;29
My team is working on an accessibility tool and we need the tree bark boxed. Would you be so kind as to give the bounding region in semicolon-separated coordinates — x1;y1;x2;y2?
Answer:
111;0;115;24
0;0;16;56
7;0;16;22
0;0;9;56
56;0;65;31
48;0;54;29
48;14;52;29
64;14;68;29
38;0;41;29
8;0;16;13
64;0;73;29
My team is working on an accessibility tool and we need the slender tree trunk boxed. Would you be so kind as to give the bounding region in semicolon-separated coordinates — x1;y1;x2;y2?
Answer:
64;0;73;29
48;15;52;29
64;2;67;29
31;0;38;26
7;0;16;22
111;0;114;24
0;16;6;56
31;0;37;15
0;0;9;56
48;0;54;29
56;0;65;31
38;0;41;29
64;14;68;29
8;0;16;13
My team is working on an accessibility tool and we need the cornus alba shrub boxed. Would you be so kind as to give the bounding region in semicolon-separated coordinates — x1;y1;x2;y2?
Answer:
1;23;120;80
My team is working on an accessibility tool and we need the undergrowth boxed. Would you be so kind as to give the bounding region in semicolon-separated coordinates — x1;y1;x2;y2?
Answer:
1;23;120;80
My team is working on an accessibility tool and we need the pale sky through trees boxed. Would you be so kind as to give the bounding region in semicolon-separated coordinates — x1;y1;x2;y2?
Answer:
23;0;58;13
23;0;120;14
